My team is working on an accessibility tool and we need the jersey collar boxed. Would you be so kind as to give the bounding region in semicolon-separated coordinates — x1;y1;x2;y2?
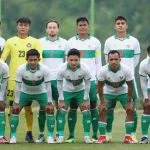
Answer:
75;34;90;41
108;64;121;73
26;63;40;73
45;35;60;42
67;63;80;71
114;33;130;41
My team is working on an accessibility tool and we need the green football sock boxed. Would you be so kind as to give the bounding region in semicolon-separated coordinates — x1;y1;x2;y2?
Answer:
38;110;46;133
98;121;107;135
132;110;138;133
141;114;150;137
68;109;77;137
10;114;19;137
90;108;98;138
106;109;114;133
0;112;5;136
125;121;134;135
57;109;67;136
47;114;55;136
82;110;91;136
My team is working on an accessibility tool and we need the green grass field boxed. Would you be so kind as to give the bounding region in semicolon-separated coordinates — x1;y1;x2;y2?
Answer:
0;106;149;150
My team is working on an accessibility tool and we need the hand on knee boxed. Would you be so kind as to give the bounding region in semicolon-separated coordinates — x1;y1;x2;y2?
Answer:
0;102;5;111
46;103;55;114
80;100;89;111
143;101;150;114
12;104;20;114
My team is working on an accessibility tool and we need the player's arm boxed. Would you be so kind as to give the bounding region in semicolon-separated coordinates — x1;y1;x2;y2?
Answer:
104;39;109;63
126;80;133;103
139;62;148;100
0;63;9;100
57;66;65;108
14;67;23;104
44;67;53;103
35;39;43;62
133;39;141;68
83;66;91;101
0;40;11;62
95;40;102;74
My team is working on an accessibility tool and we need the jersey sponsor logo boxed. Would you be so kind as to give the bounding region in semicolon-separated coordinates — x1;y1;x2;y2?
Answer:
32;80;36;86
37;75;41;79
72;80;77;86
27;43;32;48
119;76;123;80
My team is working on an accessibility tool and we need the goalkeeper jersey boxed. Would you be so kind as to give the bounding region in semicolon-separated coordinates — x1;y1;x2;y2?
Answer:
1;36;42;80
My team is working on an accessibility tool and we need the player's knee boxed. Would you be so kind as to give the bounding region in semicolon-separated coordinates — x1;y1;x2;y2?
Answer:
46;108;54;115
99;107;106;116
12;108;20;115
144;102;150;114
0;102;5;111
126;109;133;116
80;105;88;111
90;101;97;109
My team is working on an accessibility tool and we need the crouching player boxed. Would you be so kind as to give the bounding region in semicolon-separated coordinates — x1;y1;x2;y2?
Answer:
97;50;134;144
56;49;92;143
9;49;55;144
0;60;9;143
139;46;150;144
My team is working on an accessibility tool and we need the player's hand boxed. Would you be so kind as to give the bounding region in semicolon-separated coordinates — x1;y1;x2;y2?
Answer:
99;100;107;112
58;100;65;108
82;100;89;109
12;103;20;114
46;102;54;114
126;101;133;111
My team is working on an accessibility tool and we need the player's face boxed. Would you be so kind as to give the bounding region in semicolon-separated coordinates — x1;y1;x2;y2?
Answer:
17;22;30;35
114;20;128;33
67;55;80;69
108;53;121;70
46;22;59;37
27;56;40;69
76;21;89;35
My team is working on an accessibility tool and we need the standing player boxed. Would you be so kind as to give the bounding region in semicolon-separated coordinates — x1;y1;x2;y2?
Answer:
97;50;134;144
9;49;55;144
0;60;9;143
56;49;92;143
36;20;67;143
0;17;42;143
139;46;150;144
66;17;102;142
104;16;140;142
0;22;5;55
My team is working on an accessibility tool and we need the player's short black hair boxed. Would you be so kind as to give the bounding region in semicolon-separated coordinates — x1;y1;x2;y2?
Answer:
115;16;127;23
67;48;80;58
76;17;89;25
17;17;31;25
108;50;120;59
46;20;59;28
26;49;40;58
147;46;150;53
